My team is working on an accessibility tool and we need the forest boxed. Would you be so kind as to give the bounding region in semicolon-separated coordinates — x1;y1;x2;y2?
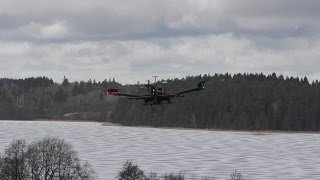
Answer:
0;76;120;121
1;73;320;131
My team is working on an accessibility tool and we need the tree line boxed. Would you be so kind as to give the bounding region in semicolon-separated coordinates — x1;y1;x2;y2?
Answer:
111;73;320;131
0;77;120;121
1;73;320;131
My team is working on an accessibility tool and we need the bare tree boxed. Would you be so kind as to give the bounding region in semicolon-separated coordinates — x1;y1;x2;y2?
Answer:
0;137;96;180
0;139;28;180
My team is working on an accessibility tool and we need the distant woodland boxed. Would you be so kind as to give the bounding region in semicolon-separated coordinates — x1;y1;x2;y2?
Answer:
1;73;320;131
0;76;121;121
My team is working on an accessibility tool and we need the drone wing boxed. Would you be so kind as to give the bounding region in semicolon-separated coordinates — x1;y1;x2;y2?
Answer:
97;80;207;101
128;96;153;100
173;80;206;97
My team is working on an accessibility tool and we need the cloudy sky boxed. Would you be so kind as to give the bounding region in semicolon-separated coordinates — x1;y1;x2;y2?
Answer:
1;0;320;84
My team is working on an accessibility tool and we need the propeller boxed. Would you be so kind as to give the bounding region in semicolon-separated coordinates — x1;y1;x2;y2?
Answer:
94;86;120;96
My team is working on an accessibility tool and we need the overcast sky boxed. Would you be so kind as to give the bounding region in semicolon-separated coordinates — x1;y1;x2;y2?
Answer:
1;0;320;84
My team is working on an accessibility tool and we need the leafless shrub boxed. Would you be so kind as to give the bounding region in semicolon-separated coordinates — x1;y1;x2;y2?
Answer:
117;161;145;180
229;170;243;180
163;172;185;180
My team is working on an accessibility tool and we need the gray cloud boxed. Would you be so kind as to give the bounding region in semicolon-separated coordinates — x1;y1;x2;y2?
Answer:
1;0;319;41
1;34;319;83
0;0;320;83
